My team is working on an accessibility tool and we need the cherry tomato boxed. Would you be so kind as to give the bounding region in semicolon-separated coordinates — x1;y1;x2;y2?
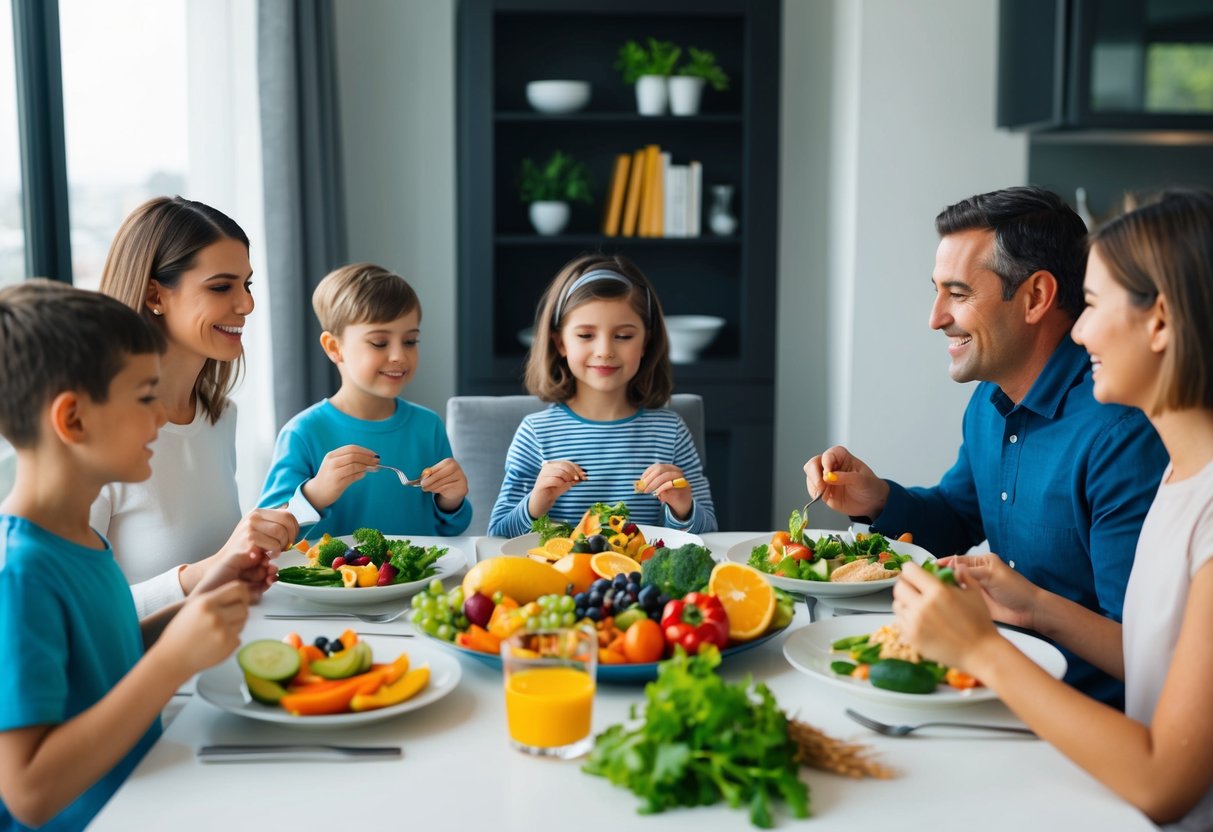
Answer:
878;551;892;563
786;543;812;561
623;618;664;663
769;531;792;555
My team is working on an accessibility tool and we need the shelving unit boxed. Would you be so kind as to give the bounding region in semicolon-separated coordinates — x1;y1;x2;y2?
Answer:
457;0;780;528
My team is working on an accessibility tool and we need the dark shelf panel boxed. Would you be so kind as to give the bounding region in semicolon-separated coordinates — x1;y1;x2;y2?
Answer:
496;111;743;124
494;234;741;246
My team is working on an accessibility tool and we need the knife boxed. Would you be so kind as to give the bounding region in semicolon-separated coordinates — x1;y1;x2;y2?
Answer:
197;744;402;763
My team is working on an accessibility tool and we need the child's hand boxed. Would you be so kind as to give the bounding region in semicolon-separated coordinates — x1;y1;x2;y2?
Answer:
194;550;279;603
528;460;587;519
153;582;250;679
418;458;469;512
181;508;298;596
303;445;380;511
637;463;693;520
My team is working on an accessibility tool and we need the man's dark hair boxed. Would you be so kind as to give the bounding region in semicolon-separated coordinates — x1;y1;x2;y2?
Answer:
0;279;166;447
936;186;1088;318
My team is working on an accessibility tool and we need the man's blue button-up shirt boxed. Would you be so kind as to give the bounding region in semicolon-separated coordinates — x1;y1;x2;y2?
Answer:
872;337;1168;708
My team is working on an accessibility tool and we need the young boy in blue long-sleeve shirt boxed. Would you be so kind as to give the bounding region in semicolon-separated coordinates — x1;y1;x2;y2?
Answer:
260;263;471;538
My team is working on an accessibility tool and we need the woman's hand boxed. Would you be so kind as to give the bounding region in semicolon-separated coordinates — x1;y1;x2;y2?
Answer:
181;507;298;597
528;460;586;519
302;444;380;511
893;561;1001;672
803;445;890;518
637;463;693;520
936;554;1043;630
419;458;469;513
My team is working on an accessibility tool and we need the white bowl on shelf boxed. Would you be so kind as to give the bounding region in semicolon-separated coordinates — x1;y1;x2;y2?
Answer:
525;80;591;114
665;315;726;364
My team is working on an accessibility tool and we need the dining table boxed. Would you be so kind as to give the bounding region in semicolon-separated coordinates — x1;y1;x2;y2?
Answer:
89;532;1158;832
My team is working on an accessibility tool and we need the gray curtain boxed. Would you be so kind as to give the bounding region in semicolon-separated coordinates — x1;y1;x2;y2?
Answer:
258;0;347;427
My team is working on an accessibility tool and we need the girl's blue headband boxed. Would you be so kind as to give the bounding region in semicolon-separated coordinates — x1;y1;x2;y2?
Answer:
552;269;651;325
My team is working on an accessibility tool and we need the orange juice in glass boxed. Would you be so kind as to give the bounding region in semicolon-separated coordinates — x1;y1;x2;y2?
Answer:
502;628;597;758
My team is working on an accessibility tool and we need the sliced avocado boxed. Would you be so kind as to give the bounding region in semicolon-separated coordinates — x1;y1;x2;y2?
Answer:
243;672;287;705
613;606;648;631
355;641;373;673
311;642;369;680
236;640;301;683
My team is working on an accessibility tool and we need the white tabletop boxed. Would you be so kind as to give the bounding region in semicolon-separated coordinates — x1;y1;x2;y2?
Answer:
90;533;1157;832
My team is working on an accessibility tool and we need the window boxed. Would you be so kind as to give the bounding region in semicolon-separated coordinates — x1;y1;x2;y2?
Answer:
0;1;24;289
59;0;188;290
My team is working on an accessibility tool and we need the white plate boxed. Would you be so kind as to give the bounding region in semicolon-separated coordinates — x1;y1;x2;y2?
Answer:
499;525;704;558
272;535;466;607
196;635;461;728
724;530;933;597
783;614;1067;706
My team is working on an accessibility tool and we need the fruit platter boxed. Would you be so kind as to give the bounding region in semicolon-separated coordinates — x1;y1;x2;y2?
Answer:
272;527;468;607
411;505;794;682
196;631;462;727
724;508;934;598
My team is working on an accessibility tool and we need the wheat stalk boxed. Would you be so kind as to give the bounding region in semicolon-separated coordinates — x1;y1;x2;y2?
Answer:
788;718;896;779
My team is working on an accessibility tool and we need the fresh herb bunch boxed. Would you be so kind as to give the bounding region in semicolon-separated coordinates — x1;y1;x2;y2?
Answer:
614;38;681;83
531;514;573;544
679;46;730;91
584;646;809;828
386;540;446;583
518;151;592;204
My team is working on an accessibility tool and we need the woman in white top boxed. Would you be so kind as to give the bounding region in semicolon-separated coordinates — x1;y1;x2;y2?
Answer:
893;189;1213;830
94;197;297;616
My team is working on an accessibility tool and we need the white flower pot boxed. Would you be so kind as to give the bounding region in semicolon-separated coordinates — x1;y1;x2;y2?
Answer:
635;75;668;116
668;76;705;116
528;201;570;236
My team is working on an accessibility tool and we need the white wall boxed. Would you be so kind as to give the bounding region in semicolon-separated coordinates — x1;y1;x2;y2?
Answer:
333;0;459;415
774;0;1028;526
332;0;1028;529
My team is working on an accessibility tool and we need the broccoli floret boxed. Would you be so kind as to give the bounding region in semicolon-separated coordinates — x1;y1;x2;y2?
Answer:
315;538;349;568
352;528;389;566
641;543;716;599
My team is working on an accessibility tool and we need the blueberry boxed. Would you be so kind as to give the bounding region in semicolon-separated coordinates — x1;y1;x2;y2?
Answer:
574;607;586;619
586;608;602;622
587;591;603;607
573;592;588;608
629;571;642;583
612;574;628;589
586;534;608;554
625;581;640;595
638;585;657;604
313;636;329;650
591;578;611;593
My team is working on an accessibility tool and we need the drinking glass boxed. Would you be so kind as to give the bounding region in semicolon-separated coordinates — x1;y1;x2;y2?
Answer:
501;628;597;759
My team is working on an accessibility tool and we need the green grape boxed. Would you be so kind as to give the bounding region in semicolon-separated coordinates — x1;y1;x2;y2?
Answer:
455;614;470;629
561;612;576;626
436;624;454;641
422;618;440;635
410;609;423;624
492;590;504;604
417;595;436;612
449;589;465;610
429;578;445;595
526;616;540;630
411;593;427;609
558;595;575;612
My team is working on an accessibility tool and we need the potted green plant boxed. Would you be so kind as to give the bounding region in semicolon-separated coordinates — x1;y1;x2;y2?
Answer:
615;38;681;115
518;151;592;235
670;47;730;116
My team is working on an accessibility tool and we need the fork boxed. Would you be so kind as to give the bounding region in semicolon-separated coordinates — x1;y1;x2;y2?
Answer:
265;609;413;624
373;464;423;487
845;708;1036;737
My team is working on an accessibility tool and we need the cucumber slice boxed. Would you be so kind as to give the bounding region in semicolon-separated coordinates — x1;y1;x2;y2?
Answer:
311;641;371;680
243;672;287;705
237;640;301;683
869;659;938;694
807;557;830;581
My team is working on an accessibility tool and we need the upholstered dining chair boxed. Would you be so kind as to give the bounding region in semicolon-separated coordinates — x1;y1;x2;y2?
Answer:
445;394;706;535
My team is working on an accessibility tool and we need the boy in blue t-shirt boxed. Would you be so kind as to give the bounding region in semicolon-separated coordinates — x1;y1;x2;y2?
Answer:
0;281;255;831
259;263;471;537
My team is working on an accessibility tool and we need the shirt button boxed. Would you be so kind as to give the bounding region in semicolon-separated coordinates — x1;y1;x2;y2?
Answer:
1009;560;1016;569
1001;491;1008;501
1009;434;1018;444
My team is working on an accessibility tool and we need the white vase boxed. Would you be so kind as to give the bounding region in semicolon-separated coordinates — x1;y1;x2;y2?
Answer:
708;185;737;236
634;75;668;116
668;76;705;116
528;201;570;236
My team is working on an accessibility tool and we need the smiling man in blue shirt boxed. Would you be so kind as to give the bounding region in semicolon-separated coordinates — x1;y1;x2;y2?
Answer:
805;186;1168;708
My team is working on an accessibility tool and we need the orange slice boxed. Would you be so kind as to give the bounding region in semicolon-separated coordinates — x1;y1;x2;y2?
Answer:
543;537;575;557
590;551;642;580
708;562;776;641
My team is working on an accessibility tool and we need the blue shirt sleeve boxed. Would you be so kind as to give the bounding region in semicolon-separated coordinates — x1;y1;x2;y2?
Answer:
488;419;543;538
259;421;325;537
872;439;986;557
0;562;68;731
664;415;717;534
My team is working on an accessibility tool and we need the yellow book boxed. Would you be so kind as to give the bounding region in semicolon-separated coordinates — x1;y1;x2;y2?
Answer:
602;153;631;237
621;148;647;237
639;145;661;237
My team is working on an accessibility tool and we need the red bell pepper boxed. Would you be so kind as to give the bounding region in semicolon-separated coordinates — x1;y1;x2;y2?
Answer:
660;592;729;654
